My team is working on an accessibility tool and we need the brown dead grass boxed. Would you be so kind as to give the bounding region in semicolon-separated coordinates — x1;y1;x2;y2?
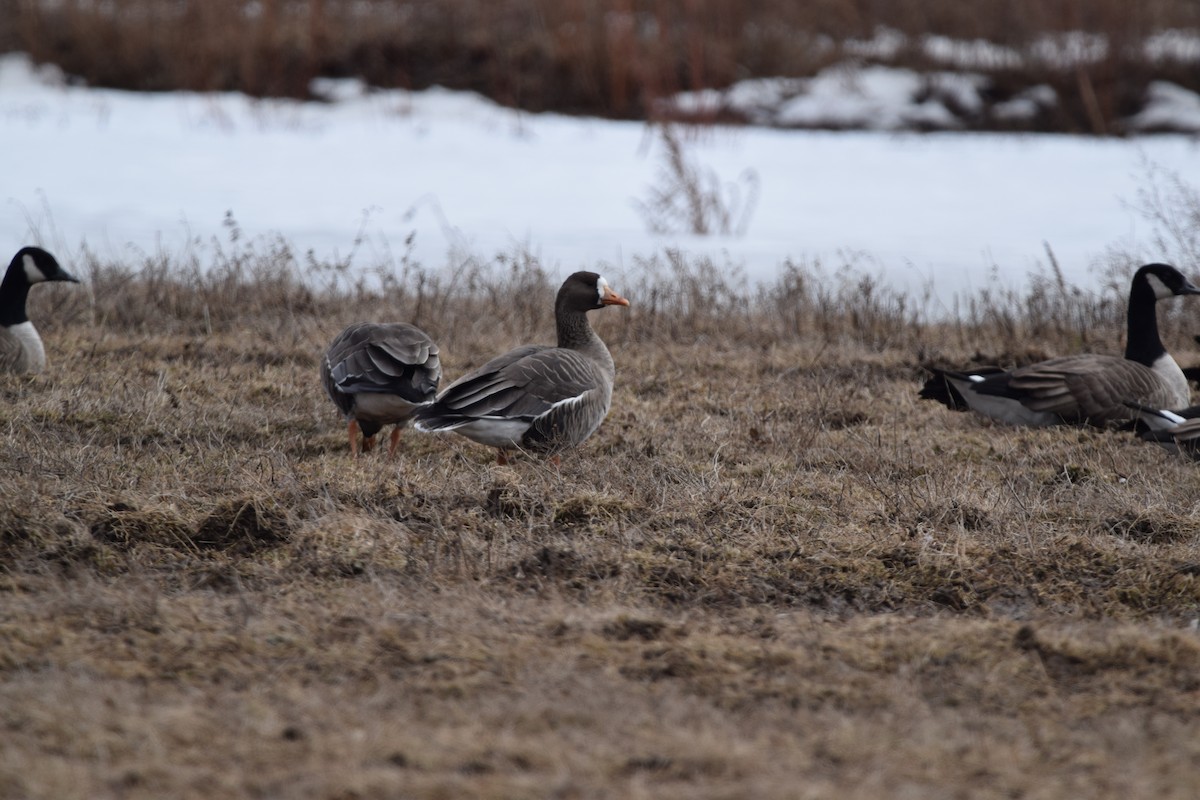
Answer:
3;250;1200;798
3;4;1199;774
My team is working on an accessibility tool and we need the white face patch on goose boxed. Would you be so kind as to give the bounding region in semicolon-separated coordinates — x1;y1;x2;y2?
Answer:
22;254;47;284
1146;273;1173;300
596;276;610;304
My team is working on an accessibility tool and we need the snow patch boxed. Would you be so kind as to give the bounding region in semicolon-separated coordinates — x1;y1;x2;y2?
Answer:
1127;82;1200;133
993;85;1058;121
774;66;963;130
1143;30;1200;64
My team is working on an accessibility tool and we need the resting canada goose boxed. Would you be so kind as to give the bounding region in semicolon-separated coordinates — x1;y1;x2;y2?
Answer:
0;246;80;374
320;322;441;457
920;263;1200;426
414;271;629;463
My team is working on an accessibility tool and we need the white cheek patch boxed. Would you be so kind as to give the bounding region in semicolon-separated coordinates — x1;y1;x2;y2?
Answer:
22;254;47;284
1146;273;1172;300
596;276;610;304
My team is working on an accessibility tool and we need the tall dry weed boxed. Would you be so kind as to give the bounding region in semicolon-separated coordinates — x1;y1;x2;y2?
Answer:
634;124;759;236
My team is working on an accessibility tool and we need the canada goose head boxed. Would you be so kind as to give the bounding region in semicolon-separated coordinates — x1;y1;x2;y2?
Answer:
1136;263;1200;301
6;247;80;288
1124;263;1200;370
1;247;81;329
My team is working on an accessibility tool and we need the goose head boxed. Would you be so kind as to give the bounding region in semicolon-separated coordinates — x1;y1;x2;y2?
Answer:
1135;263;1200;301
558;271;630;313
6;247;81;288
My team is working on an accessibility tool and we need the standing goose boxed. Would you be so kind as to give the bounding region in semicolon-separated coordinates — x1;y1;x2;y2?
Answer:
321;322;441;457
919;263;1200;426
1;246;80;375
414;271;629;463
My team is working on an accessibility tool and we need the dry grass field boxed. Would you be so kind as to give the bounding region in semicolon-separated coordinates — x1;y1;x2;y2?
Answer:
3;243;1200;798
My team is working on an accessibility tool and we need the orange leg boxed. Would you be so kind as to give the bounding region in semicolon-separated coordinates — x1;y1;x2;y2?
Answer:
387;427;403;458
348;419;376;456
496;450;510;465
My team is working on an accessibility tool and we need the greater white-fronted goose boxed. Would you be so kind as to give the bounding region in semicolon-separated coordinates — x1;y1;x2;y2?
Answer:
0;246;80;375
920;263;1200;426
320;322;441;457
414;271;629;463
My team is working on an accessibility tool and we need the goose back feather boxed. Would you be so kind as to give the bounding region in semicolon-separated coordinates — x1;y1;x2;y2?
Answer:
321;322;440;455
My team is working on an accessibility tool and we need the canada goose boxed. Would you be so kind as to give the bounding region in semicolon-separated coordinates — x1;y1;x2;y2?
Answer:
920;263;1200;426
0;246;80;375
414;271;629;464
320;322;441;457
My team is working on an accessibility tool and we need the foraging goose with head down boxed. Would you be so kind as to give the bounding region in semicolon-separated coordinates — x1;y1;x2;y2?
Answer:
920;263;1200;427
414;271;629;463
1;246;80;375
321;322;441;457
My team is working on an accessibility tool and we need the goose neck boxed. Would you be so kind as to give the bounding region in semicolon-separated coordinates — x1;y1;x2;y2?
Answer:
1125;279;1165;366
557;307;614;374
0;270;30;326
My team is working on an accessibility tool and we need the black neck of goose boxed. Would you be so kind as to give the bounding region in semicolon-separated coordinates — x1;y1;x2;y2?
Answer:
1125;277;1167;366
0;267;30;326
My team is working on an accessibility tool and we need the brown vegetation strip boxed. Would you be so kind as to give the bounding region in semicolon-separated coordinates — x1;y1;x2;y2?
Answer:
7;1;1200;132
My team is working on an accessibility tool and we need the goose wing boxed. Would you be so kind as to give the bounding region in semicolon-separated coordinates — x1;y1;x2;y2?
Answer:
918;366;1007;410
987;355;1174;423
417;346;607;431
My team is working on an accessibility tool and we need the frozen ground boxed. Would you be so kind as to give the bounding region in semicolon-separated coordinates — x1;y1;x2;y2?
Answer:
2;52;1199;307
